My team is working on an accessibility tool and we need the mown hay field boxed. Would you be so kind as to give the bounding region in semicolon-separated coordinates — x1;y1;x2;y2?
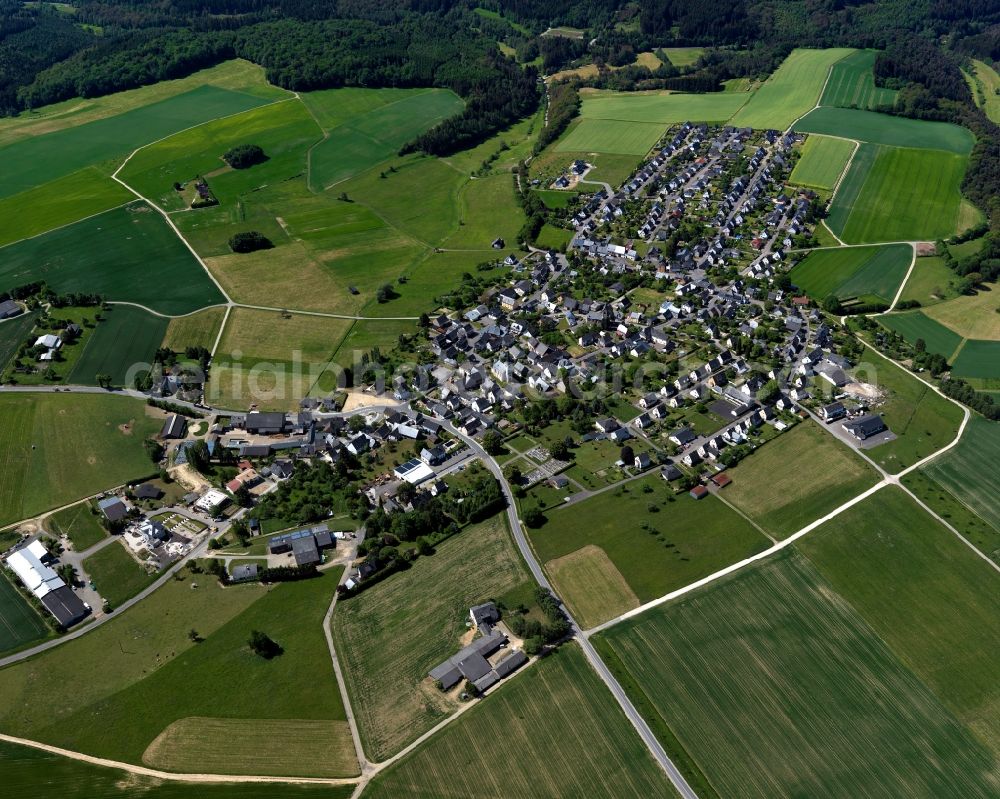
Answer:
546;544;640;629
820;49;898;110
788;134;855;190
365;645;676;799
0;201;225;315
332;514;532;761
0;393;161;527
898;254;959;307
923;286;1000;339
162;306;227;351
598;552;1000;799
800;487;1000;755
728;48;854;130
722;422;879;539
791;243;911;304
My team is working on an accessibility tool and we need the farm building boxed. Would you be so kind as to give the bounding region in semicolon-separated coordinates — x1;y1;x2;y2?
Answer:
244;412;288;435
230;563;259;582
470;601;499;632
710;473;732;488
267;524;335;566
160;414;187;440
394;458;435;485
843;414;887;440
97;496;129;522
428;629;508;692
6;542;88;627
0;299;22;319
689;485;709;500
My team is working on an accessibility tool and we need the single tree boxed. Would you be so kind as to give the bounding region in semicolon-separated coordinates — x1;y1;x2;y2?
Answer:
482;429;504;455
248;629;282;659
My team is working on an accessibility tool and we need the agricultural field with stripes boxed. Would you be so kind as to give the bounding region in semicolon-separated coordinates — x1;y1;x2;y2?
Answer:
791;244;911;305
788;134;855;190
820;49;898;110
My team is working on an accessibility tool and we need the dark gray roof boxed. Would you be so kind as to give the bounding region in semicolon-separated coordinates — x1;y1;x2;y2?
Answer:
135;483;162;499
457;652;492;682
493;649;527;678
470;601;498;627
97;496;128;522
160;414;187;439
428;662;462;690
230;563;259;582
40;585;88;627
473;671;499;692
245;412;286;431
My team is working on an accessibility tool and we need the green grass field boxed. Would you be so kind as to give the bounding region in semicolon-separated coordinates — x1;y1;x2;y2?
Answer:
0;571;50;657
69;305;170;386
330;319;419;369
729;48;854;130
791;244;911;303
439;171;524;250
579;89;749;124
0;310;38;373
662;47;704;67
795;106;974;153
965;59;1000;124
879;311;964;358
556;117;664;155
0;202;225;315
723;423;879;538
788;135;855;190
162;306;227;351
824;141;878;235
0;393;161;527
854;345;964;472
46;501;107;551
0;739;354;799
83;541;157;608
819;49;898;110
836;146;969;243
597;551;1000;798
898;255;958;306
365;645;676;799
332;514;532;761
529;474;770;607
800;487;1000;754
304;88;463;189
952;339;1000;380
0;86;271;200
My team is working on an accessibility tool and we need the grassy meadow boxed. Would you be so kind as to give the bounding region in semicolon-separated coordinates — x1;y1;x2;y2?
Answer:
83;541;157;608
791;244;911;304
722;423;879;539
364;645;676;799
897;255;959;306
879;311;963;358
820;49;898;110
788;134;855;190
46;500;107;551
597;551;1000;799
70;305;170;386
965;59;1000;124
578;89;750;125
332;514;532;761
0;310;39;373
162;306;227;351
0;393;161;526
729;48;854;130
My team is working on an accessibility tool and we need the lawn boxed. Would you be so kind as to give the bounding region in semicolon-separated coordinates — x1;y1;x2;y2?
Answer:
0;85;272;199
952;339;1000;381
529;474;771;608
923;416;1000;532
69;305;170;386
535;222;573;250
556;118;666;155
0;201;225;315
854;345;964;472
596;551;1000;799
723;423;879;538
800;487;1000;754
788;135;855;190
304;88;464;189
791;243;911;304
795;106;974;154
0;393;161;527
162;306;227;351
819;49;898;110
837;146;970;243
364;645;676;799
0;168;132;247
879;311;964;359
729;48;855;130
923;286;1000;339
0;571;50;657
578;89;750;124
332;514;532;761
45;501;107;551
83;541;158;608
897;255;958;306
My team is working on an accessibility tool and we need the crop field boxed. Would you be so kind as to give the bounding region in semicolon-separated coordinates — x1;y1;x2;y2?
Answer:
0;202;225;315
823;142;878;235
162;306;227;351
0;85;271;200
557;117;665;156
820;49;898;110
918;416;1000;526
332;514;532;761
0;571;49;656
898;255;958;306
800;487;1000;754
305;88;464;189
879;311;963;359
529;474;770;606
723;423;879;538
70;306;170;386
795;106;974;153
546;545;640;629
923;287;1000;339
0;168;132;247
46;501;107;551
16;572;354;776
952;339;1000;381
0;393;161;527
83;542;157;609
365;645;676;799
0;310;38;372
598;552;1000;799
579;89;750;124
788;134;854;190
836;146;969;243
0;739;353;799
966;59;1000;124
853;346;964;472
208;308;353;409
729;48;854;130
790;244;911;303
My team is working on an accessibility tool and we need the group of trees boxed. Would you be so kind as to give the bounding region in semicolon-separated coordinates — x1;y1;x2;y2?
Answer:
222;143;267;169
229;231;273;253
504;586;571;655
